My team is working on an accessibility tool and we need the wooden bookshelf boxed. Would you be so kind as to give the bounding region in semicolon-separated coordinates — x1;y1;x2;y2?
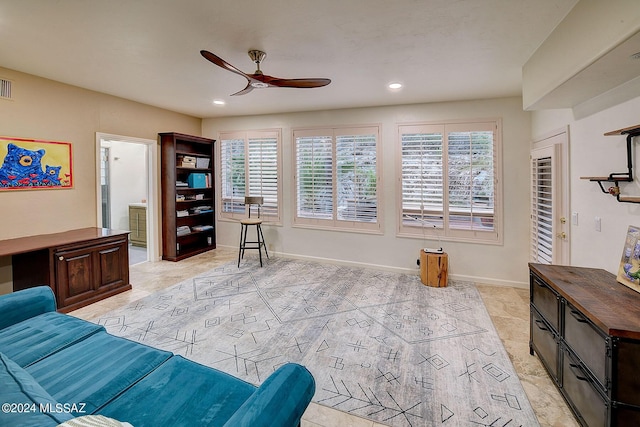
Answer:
159;132;216;261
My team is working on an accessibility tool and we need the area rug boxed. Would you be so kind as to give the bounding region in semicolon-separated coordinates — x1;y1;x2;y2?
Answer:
95;257;539;427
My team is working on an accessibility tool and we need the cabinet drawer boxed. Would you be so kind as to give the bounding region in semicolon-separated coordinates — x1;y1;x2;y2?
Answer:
531;308;559;380
613;339;640;407
531;273;560;332
564;301;608;390
612;402;640;427
562;348;608;427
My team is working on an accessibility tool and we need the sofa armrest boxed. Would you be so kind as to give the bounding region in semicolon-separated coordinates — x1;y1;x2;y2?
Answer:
222;363;315;427
0;286;56;330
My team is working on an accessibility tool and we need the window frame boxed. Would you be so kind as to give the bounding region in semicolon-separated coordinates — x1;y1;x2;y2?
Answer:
396;119;502;244
292;125;382;234
217;129;282;224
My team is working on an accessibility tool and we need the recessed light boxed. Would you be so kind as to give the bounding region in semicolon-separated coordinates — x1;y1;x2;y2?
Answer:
388;82;403;90
213;99;226;105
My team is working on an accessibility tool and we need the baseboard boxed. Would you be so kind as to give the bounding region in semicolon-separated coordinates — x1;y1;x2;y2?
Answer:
215;244;528;289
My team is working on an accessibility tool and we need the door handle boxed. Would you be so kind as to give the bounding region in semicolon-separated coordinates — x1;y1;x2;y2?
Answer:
557;232;566;239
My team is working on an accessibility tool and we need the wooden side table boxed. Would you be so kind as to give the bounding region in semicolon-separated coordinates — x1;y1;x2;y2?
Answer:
419;250;448;287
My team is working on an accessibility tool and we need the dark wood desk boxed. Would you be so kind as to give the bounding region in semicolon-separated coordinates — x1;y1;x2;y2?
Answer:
1;227;131;313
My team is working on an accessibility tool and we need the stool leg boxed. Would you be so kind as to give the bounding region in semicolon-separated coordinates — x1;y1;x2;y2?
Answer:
241;225;249;260
256;224;263;267
237;224;245;267
258;224;269;259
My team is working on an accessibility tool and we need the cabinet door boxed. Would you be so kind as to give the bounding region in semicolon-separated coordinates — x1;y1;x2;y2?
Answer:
94;239;128;291
55;246;95;308
55;237;128;308
531;272;560;331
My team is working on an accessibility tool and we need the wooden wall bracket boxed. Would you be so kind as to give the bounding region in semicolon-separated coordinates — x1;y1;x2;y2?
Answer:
581;124;640;203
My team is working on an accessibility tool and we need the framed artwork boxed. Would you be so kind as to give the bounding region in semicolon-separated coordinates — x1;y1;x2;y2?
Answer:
0;136;73;190
617;225;640;293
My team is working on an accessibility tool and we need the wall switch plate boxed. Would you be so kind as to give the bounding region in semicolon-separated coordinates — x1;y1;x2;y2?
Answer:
595;216;601;232
572;212;578;226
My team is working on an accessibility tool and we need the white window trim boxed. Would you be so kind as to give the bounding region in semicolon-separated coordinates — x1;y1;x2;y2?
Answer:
396;118;503;245
217;129;282;225
292;124;383;234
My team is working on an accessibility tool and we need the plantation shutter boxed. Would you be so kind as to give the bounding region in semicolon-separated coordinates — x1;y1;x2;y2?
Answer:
248;135;278;219
295;134;333;221
220;138;245;218
400;125;444;229
398;121;500;243
531;155;553;264
446;127;495;232
336;133;378;224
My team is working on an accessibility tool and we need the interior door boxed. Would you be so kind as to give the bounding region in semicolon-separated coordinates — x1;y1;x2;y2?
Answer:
530;129;570;264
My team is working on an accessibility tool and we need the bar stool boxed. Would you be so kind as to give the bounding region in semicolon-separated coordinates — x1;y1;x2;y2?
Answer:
238;196;269;267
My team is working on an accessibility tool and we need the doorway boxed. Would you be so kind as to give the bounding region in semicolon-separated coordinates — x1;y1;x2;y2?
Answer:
530;127;570;265
96;133;158;265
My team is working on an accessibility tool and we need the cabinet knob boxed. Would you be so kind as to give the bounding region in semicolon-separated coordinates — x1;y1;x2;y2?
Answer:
58;256;64;261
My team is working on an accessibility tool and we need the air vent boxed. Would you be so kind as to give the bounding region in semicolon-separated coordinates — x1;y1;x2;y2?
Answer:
0;78;12;100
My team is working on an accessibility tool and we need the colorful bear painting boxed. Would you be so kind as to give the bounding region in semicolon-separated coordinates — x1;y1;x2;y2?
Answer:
0;138;72;190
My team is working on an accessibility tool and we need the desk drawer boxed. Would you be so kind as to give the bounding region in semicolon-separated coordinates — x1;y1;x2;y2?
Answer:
564;301;608;390
562;348;608;427
531;308;559;380
531;272;560;332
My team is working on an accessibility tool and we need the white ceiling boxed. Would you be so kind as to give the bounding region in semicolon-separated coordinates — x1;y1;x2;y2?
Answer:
0;0;578;118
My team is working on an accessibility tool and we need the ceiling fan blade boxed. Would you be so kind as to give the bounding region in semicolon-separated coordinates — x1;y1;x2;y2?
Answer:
267;78;331;88
230;82;255;96
200;50;250;79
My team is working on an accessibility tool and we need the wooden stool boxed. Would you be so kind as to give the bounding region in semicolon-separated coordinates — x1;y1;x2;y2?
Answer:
238;196;269;267
419;250;448;287
238;219;269;267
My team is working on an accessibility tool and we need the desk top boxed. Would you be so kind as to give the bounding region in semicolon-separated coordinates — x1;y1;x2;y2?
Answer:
0;227;130;257
529;263;640;339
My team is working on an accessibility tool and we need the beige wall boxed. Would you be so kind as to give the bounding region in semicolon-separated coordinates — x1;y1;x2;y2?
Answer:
0;67;201;294
204;97;532;287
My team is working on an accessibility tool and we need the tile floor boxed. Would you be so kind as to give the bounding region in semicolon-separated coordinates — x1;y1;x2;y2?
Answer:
70;248;579;427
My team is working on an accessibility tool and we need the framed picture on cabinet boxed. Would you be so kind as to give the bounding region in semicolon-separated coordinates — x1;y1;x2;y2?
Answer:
617;225;640;293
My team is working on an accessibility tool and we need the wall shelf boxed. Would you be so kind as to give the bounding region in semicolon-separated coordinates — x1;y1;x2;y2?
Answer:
580;124;640;203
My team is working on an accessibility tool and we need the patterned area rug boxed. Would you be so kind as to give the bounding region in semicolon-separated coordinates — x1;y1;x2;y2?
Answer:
95;257;539;427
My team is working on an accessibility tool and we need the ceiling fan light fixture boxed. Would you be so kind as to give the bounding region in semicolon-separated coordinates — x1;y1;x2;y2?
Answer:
250;81;270;88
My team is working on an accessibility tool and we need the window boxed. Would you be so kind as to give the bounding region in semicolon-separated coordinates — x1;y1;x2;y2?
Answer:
398;120;501;243
218;130;281;222
294;126;380;232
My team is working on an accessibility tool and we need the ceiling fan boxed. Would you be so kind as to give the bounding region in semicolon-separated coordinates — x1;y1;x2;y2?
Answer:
200;49;331;96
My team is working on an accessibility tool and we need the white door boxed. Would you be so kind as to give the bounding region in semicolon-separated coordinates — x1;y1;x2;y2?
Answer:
530;128;570;265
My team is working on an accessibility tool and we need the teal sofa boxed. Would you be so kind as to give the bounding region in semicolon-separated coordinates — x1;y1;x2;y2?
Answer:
0;286;315;427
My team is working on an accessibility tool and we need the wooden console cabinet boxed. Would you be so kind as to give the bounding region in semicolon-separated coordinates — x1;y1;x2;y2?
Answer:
529;263;640;427
0;228;131;313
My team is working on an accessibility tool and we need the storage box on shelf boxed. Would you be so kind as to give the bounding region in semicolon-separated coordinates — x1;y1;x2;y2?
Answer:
529;263;640;426
159;132;216;261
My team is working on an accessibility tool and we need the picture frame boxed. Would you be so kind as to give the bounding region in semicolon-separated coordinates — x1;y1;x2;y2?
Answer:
0;136;73;190
616;225;640;293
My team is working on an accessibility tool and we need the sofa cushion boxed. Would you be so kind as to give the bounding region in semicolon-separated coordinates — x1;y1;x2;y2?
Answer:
0;286;56;331
26;331;172;415
0;311;104;367
0;352;74;426
97;355;257;427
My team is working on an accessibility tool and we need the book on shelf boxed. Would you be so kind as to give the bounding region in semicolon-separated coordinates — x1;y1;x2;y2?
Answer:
176;226;191;236
177;210;189;217
191;224;213;232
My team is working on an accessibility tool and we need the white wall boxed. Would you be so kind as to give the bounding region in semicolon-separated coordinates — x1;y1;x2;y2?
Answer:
105;140;148;231
532;95;640;274
203;96;532;287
